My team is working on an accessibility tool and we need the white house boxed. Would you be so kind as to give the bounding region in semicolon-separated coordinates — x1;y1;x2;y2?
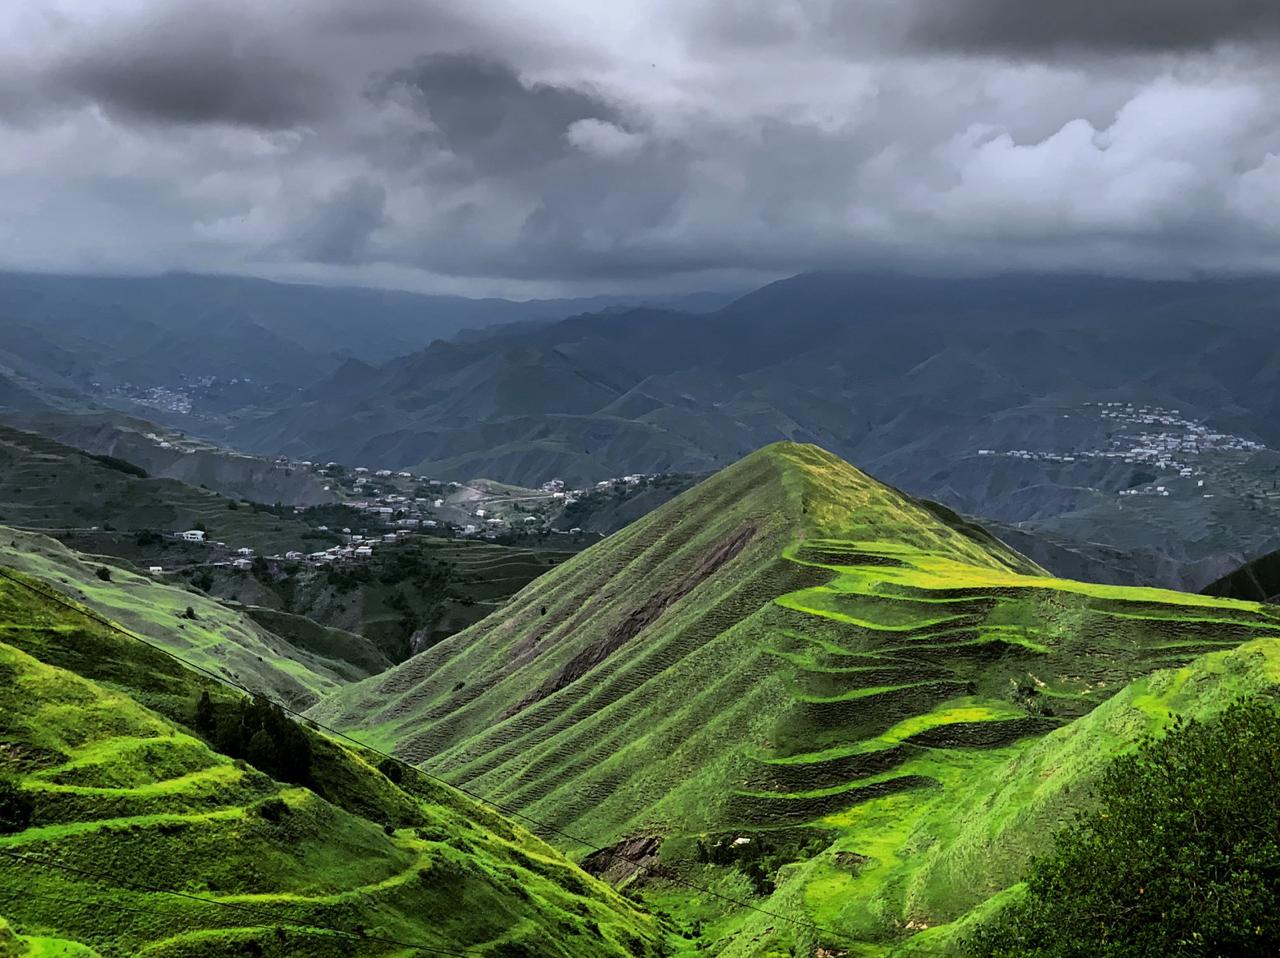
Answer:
355;545;373;558
179;530;206;542
148;566;163;574
236;547;254;557
285;551;304;560
232;558;252;571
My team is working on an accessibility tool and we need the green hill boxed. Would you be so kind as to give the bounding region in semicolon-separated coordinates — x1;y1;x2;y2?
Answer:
0;424;331;556
0;528;386;709
0;568;664;958
313;442;1280;955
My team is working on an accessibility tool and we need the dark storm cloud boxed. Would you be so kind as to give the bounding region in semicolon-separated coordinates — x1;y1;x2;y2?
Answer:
6;0;1280;293
906;0;1280;55
379;54;624;174
45;5;332;129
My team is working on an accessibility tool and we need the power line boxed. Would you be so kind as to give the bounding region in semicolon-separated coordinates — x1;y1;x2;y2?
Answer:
0;848;485;958
0;566;846;945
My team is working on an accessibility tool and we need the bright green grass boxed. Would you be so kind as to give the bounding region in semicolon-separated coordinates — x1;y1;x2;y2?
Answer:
0;572;666;958
311;442;1280;957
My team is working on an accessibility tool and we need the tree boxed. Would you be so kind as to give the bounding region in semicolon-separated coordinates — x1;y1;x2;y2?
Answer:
194;690;215;734
95;566;111;581
0;777;33;834
968;699;1280;958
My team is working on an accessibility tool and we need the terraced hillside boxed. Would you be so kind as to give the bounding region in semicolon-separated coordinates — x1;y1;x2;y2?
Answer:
0;528;388;709
314;442;1280;955
0;569;664;958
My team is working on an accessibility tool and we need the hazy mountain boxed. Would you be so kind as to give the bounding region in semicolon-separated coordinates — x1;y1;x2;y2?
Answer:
229;271;1280;588
0;270;739;426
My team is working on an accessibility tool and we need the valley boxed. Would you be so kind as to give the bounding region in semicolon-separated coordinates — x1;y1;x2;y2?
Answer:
7;6;1280;953
3;277;1280;957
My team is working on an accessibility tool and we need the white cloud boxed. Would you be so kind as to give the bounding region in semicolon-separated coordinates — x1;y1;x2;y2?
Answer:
565;118;645;157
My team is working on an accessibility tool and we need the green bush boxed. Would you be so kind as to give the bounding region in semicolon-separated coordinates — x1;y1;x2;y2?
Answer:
968;698;1280;958
95;566;112;582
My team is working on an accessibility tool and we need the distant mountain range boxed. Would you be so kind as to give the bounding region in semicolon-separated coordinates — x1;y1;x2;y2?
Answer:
227;271;1280;481
223;271;1280;590
0;269;738;423
5;268;1280;590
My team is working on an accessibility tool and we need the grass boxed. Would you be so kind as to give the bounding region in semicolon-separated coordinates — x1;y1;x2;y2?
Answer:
0;570;666;957
312;441;1280;956
0;528;386;708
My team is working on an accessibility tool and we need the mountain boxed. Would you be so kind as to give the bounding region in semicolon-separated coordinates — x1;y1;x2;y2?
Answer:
1;527;386;708
0;565;663;957
0;423;331;557
312;443;1280;955
1;409;339;507
0;270;739;429
228;271;1280;588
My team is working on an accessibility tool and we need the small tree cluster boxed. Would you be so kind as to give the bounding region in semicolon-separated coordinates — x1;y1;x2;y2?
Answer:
0;777;33;834
194;691;312;785
968;698;1280;958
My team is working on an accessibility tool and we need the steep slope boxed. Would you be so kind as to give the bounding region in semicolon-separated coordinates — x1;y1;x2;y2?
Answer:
314;442;1280;955
0;569;664;958
1;528;388;708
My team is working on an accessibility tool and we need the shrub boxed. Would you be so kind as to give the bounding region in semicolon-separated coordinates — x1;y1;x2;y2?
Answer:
968;698;1280;958
95;566;112;582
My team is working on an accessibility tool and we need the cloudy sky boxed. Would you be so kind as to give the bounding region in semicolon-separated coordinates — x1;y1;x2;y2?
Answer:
4;0;1280;297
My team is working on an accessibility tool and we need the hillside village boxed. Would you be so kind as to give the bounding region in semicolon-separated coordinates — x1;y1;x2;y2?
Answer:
976;401;1268;499
167;458;668;573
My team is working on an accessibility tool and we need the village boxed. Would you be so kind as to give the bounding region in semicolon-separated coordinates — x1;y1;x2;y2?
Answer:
976;401;1268;500
166;459;664;572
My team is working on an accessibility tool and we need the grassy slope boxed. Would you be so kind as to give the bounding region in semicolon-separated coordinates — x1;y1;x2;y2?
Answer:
0;571;664;958
0;528;387;708
313;442;1280;956
0;425;327;555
